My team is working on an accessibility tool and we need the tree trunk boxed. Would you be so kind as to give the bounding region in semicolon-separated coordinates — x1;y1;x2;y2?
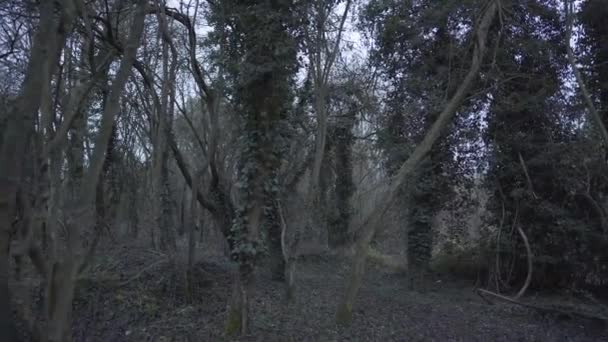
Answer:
186;171;202;299
330;112;356;248
44;3;147;339
224;0;298;334
0;1;67;339
268;200;285;281
336;1;498;325
153;16;179;251
46;259;78;342
0;229;19;342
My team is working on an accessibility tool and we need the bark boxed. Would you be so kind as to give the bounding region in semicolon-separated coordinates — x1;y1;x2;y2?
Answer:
107;39;223;237
0;230;18;341
153;4;179;251
179;184;187;236
44;3;147;340
167;132;233;238
158;5;222;185
186;170;202;299
305;1;352;251
278;200;297;302
310;84;329;195
225;0;297;334
268;200;286;281
308;0;352;200
330;111;356;247
145;4;234;250
335;1;498;325
0;1;68;339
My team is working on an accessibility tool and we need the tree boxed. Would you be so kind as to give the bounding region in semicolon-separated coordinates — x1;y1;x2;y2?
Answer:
580;0;608;135
303;0;353;248
365;0;481;289
482;0;608;294
222;0;299;334
336;0;499;325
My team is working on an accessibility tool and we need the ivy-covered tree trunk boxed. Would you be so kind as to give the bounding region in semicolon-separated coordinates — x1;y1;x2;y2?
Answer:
329;112;356;248
370;7;455;288
407;159;441;290
267;196;285;281
320;135;336;244
224;0;298;335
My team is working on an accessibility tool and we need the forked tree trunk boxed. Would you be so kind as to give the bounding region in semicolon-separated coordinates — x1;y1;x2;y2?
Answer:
308;0;352;197
307;1;353;250
43;3;147;340
0;1;68;339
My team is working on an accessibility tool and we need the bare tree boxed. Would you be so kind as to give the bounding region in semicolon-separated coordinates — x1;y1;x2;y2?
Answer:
0;1;76;339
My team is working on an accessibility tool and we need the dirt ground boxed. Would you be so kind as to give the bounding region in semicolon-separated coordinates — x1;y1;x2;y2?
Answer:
43;243;605;342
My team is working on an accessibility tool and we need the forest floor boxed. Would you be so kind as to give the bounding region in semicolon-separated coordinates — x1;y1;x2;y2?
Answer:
60;242;608;342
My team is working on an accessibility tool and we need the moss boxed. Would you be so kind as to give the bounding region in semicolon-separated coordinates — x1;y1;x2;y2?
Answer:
335;302;353;326
285;284;295;304
224;305;242;337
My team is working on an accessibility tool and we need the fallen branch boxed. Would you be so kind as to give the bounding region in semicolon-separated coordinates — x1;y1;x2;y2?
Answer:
477;288;608;322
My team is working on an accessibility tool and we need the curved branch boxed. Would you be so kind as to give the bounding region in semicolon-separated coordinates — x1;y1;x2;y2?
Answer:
336;1;499;325
514;225;532;300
